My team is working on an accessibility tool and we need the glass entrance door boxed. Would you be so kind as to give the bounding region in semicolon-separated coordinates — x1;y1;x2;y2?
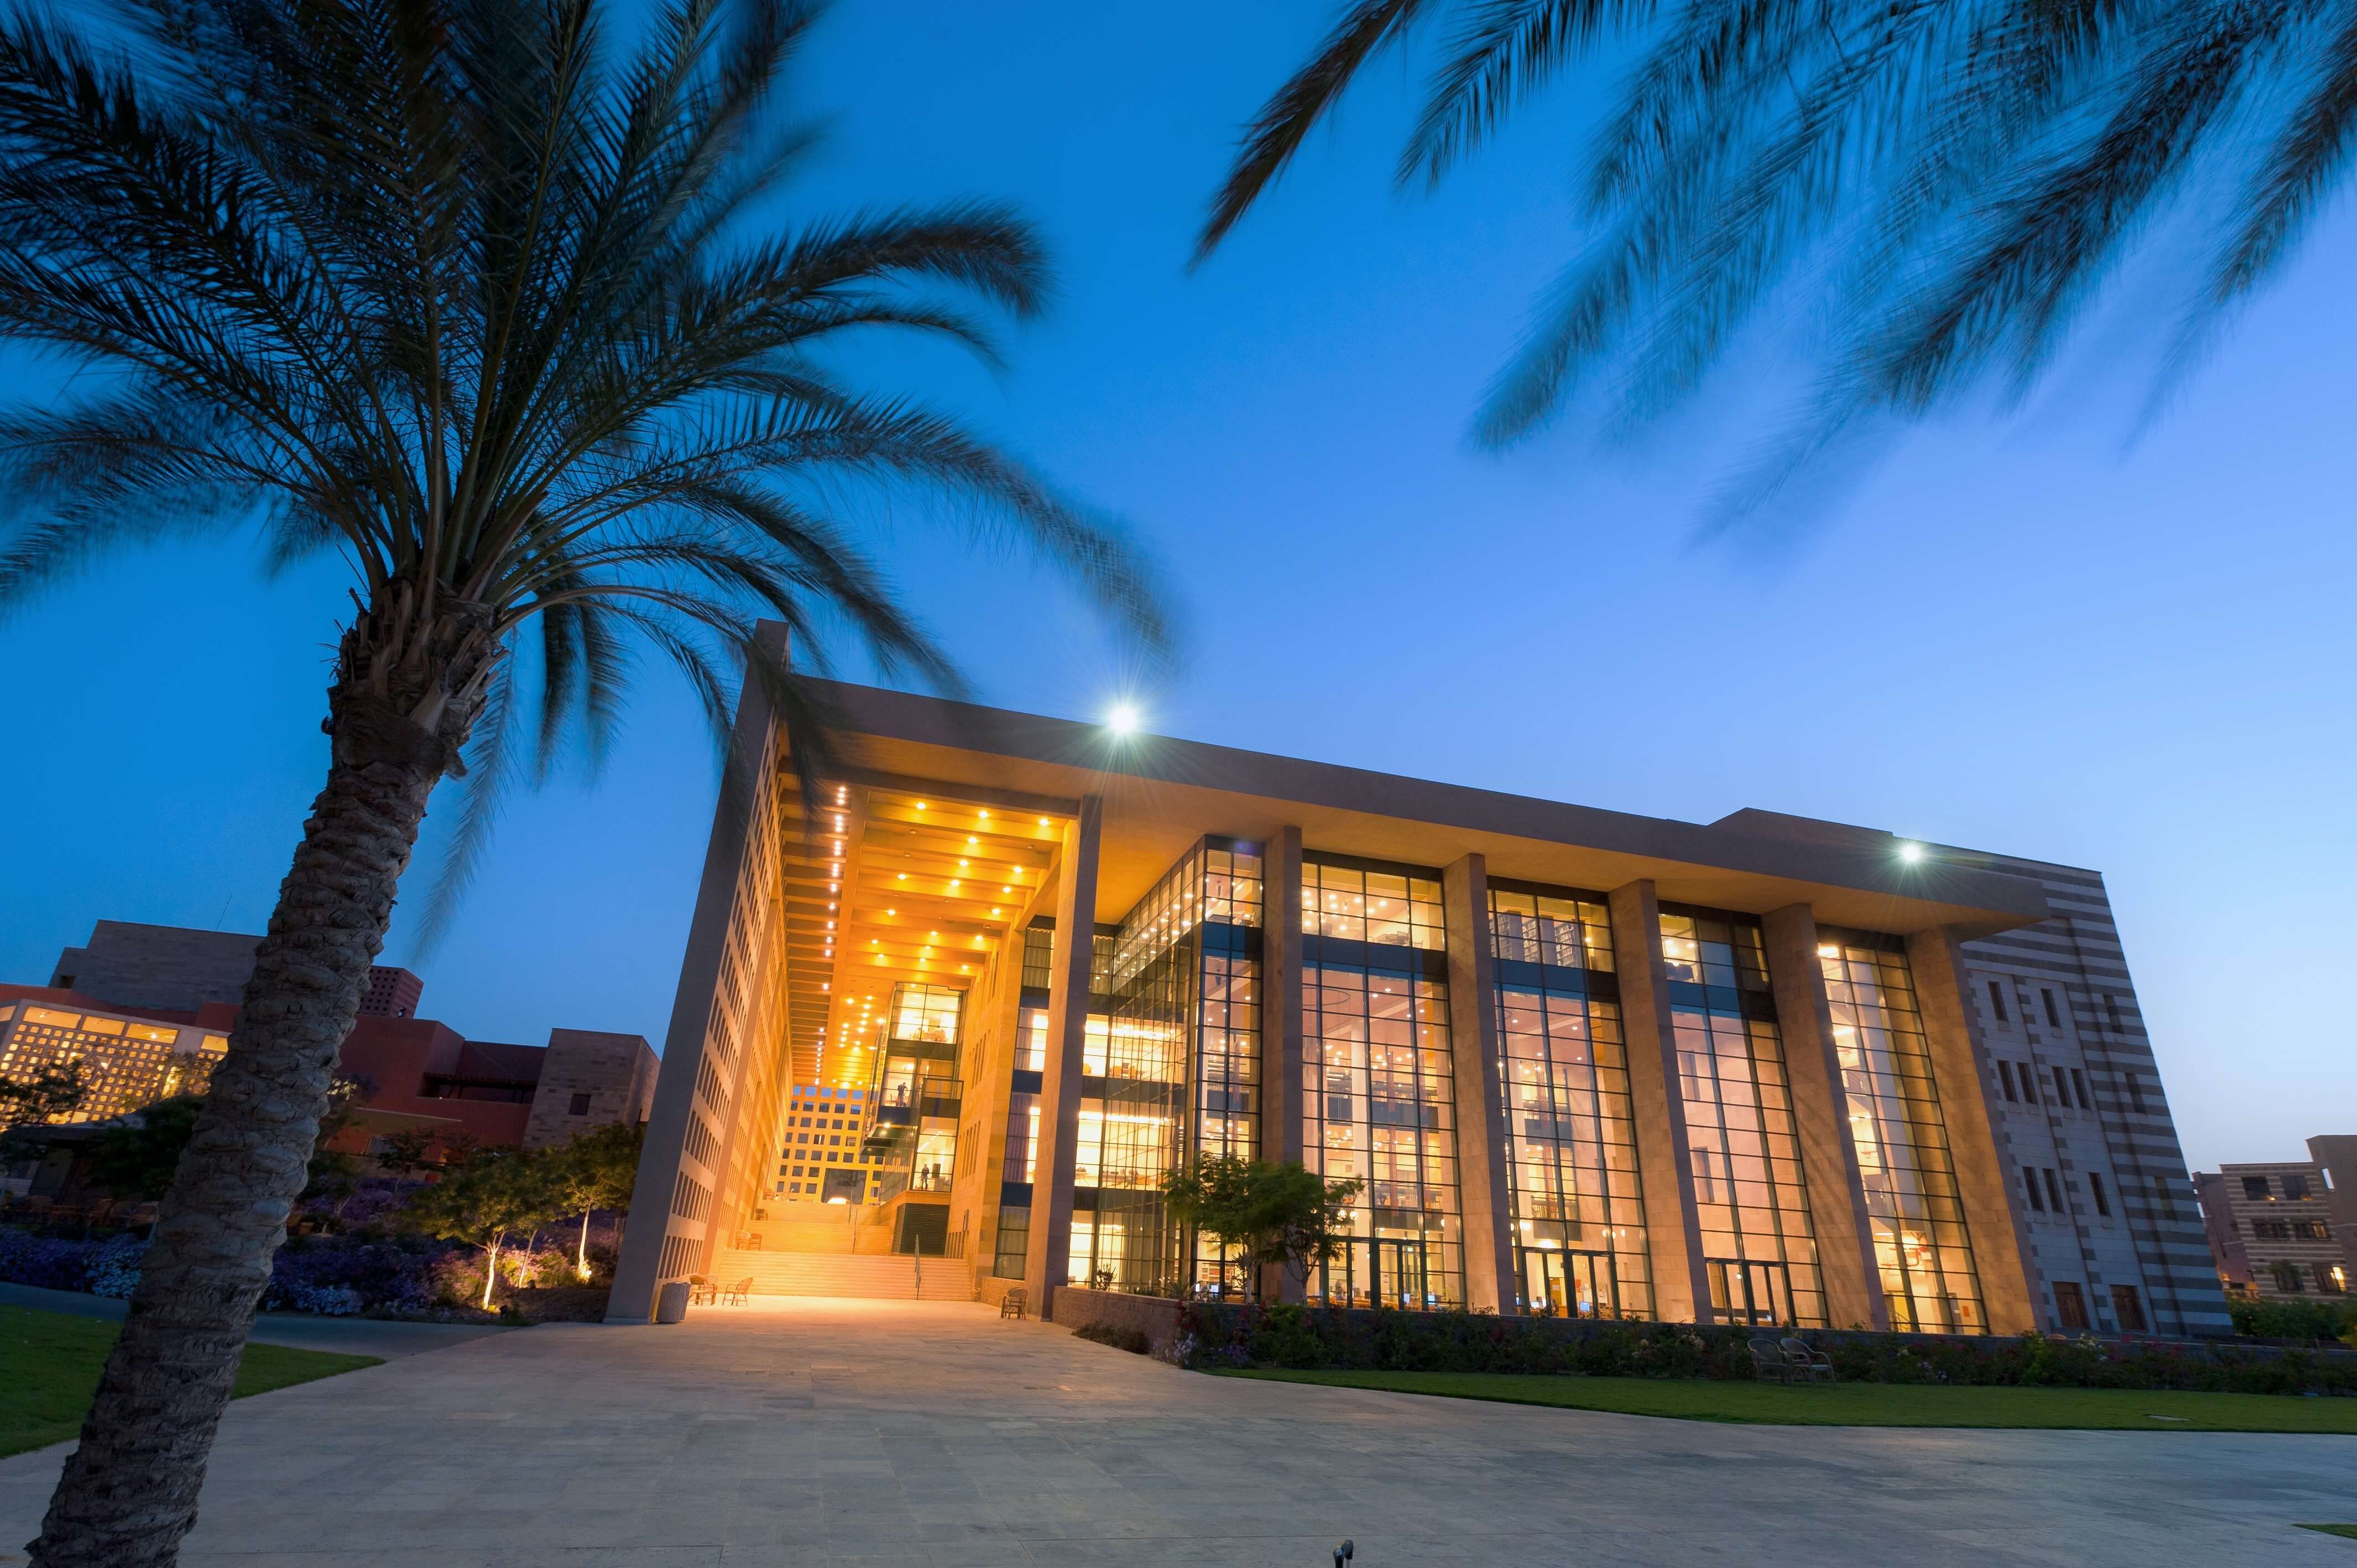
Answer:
1521;1249;1617;1318
1313;1236;1444;1310
1706;1258;1794;1325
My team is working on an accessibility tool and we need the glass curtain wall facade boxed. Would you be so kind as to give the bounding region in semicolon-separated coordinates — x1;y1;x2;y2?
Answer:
1301;857;1461;1309
1818;930;1986;1332
1660;909;1826;1327
1490;885;1650;1319
1067;840;1264;1293
870;982;963;1200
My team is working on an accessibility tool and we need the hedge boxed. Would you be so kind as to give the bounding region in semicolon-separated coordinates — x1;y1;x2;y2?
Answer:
1169;1302;2357;1396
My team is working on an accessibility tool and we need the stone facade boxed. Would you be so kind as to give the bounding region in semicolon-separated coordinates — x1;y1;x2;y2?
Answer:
522;1028;658;1149
1050;1285;1182;1348
2193;1152;2352;1302
52;919;421;1019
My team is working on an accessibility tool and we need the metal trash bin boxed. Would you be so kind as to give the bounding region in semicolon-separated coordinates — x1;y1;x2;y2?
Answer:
655;1280;692;1324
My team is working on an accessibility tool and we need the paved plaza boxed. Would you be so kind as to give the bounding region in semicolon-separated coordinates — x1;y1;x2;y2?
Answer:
3;1298;2352;1567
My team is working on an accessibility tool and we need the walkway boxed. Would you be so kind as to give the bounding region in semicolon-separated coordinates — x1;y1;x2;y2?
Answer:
0;1297;2350;1566
0;1281;515;1360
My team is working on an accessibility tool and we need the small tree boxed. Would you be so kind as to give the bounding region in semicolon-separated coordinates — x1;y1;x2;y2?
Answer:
548;1121;646;1281
84;1098;207;1204
371;1129;443;1180
1253;1163;1362;1301
0;1059;86;1129
1160;1156;1363;1304
403;1150;562;1311
1160;1154;1262;1298
0;1060;88;1169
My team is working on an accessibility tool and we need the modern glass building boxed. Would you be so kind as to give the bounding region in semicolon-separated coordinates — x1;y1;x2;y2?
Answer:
613;649;2229;1338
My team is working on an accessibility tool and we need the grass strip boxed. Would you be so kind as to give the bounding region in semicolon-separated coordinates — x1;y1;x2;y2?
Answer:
2;1302;380;1457
1214;1368;2357;1432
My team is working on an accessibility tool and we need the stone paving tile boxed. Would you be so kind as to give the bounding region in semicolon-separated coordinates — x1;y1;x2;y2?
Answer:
4;1298;2354;1566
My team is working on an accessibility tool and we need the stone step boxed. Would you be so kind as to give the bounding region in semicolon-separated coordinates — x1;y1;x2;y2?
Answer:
711;1248;970;1301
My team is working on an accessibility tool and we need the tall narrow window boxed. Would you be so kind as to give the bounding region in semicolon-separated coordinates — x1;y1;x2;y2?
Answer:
2043;1168;2066;1214
2053;1281;2090;1329
2103;994;2125;1031
2070;1068;2090;1110
2124;1071;2148;1113
1493;883;1646;1321
1303;857;1459;1311
1665;909;1823;1327
2040;989;2061;1028
2023;1166;2045;1212
2019;1064;2037;1105
2052;1066;2071;1107
1987;981;2009;1024
2088;1172;2110;1217
1818;930;1985;1333
1997;1061;2019;1102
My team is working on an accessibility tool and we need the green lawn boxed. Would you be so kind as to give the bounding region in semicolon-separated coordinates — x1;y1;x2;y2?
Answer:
1;1304;380;1457
1214;1369;2357;1432
2298;1524;2357;1541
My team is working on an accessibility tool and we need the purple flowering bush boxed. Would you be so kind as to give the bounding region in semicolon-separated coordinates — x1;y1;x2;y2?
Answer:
0;1227;97;1292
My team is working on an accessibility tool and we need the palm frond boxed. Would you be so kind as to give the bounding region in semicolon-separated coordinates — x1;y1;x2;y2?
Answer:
0;0;1167;932
1193;0;1441;263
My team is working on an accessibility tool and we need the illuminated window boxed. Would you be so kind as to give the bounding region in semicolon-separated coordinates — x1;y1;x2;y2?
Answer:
1301;881;1461;1311
1818;930;1985;1334
1301;861;1443;950
1493;882;1645;1320
1663;908;1824;1328
1490;888;1613;972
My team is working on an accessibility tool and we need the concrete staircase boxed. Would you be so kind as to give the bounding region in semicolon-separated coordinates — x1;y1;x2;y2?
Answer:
711;1247;970;1301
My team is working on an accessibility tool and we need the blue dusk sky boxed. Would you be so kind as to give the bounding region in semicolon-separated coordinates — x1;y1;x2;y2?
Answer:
1;4;2349;1172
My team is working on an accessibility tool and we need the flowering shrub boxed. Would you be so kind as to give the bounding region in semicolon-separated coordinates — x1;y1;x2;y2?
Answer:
259;1234;455;1314
0;1227;96;1292
85;1236;149;1299
1174;1302;2357;1396
291;1285;363;1316
0;1221;608;1321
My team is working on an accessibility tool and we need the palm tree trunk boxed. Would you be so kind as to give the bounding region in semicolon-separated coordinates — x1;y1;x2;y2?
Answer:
32;597;488;1568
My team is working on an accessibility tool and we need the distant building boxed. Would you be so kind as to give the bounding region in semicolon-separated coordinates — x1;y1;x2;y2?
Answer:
50;920;423;1020
0;988;230;1122
520;1030;661;1150
358;967;425;1019
14;922;656;1159
2193;1138;2353;1302
770;1082;882;1206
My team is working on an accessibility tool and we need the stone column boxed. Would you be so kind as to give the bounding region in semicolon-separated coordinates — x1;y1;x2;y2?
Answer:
1257;826;1305;1302
1023;795;1102;1316
1605;880;1708;1323
1907;926;2042;1334
1442;855;1516;1314
1761;905;1888;1332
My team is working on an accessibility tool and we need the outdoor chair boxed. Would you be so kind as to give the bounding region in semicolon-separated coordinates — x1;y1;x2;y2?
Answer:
1000;1288;1028;1321
687;1274;716;1306
1748;1337;1792;1383
722;1277;754;1306
1780;1337;1836;1383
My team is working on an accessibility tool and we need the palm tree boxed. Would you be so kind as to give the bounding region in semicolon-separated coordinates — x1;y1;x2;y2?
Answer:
0;2;1162;1562
1199;1;2357;502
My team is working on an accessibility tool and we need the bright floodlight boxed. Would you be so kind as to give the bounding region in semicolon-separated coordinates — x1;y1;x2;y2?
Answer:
1108;703;1140;736
1898;842;1925;864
